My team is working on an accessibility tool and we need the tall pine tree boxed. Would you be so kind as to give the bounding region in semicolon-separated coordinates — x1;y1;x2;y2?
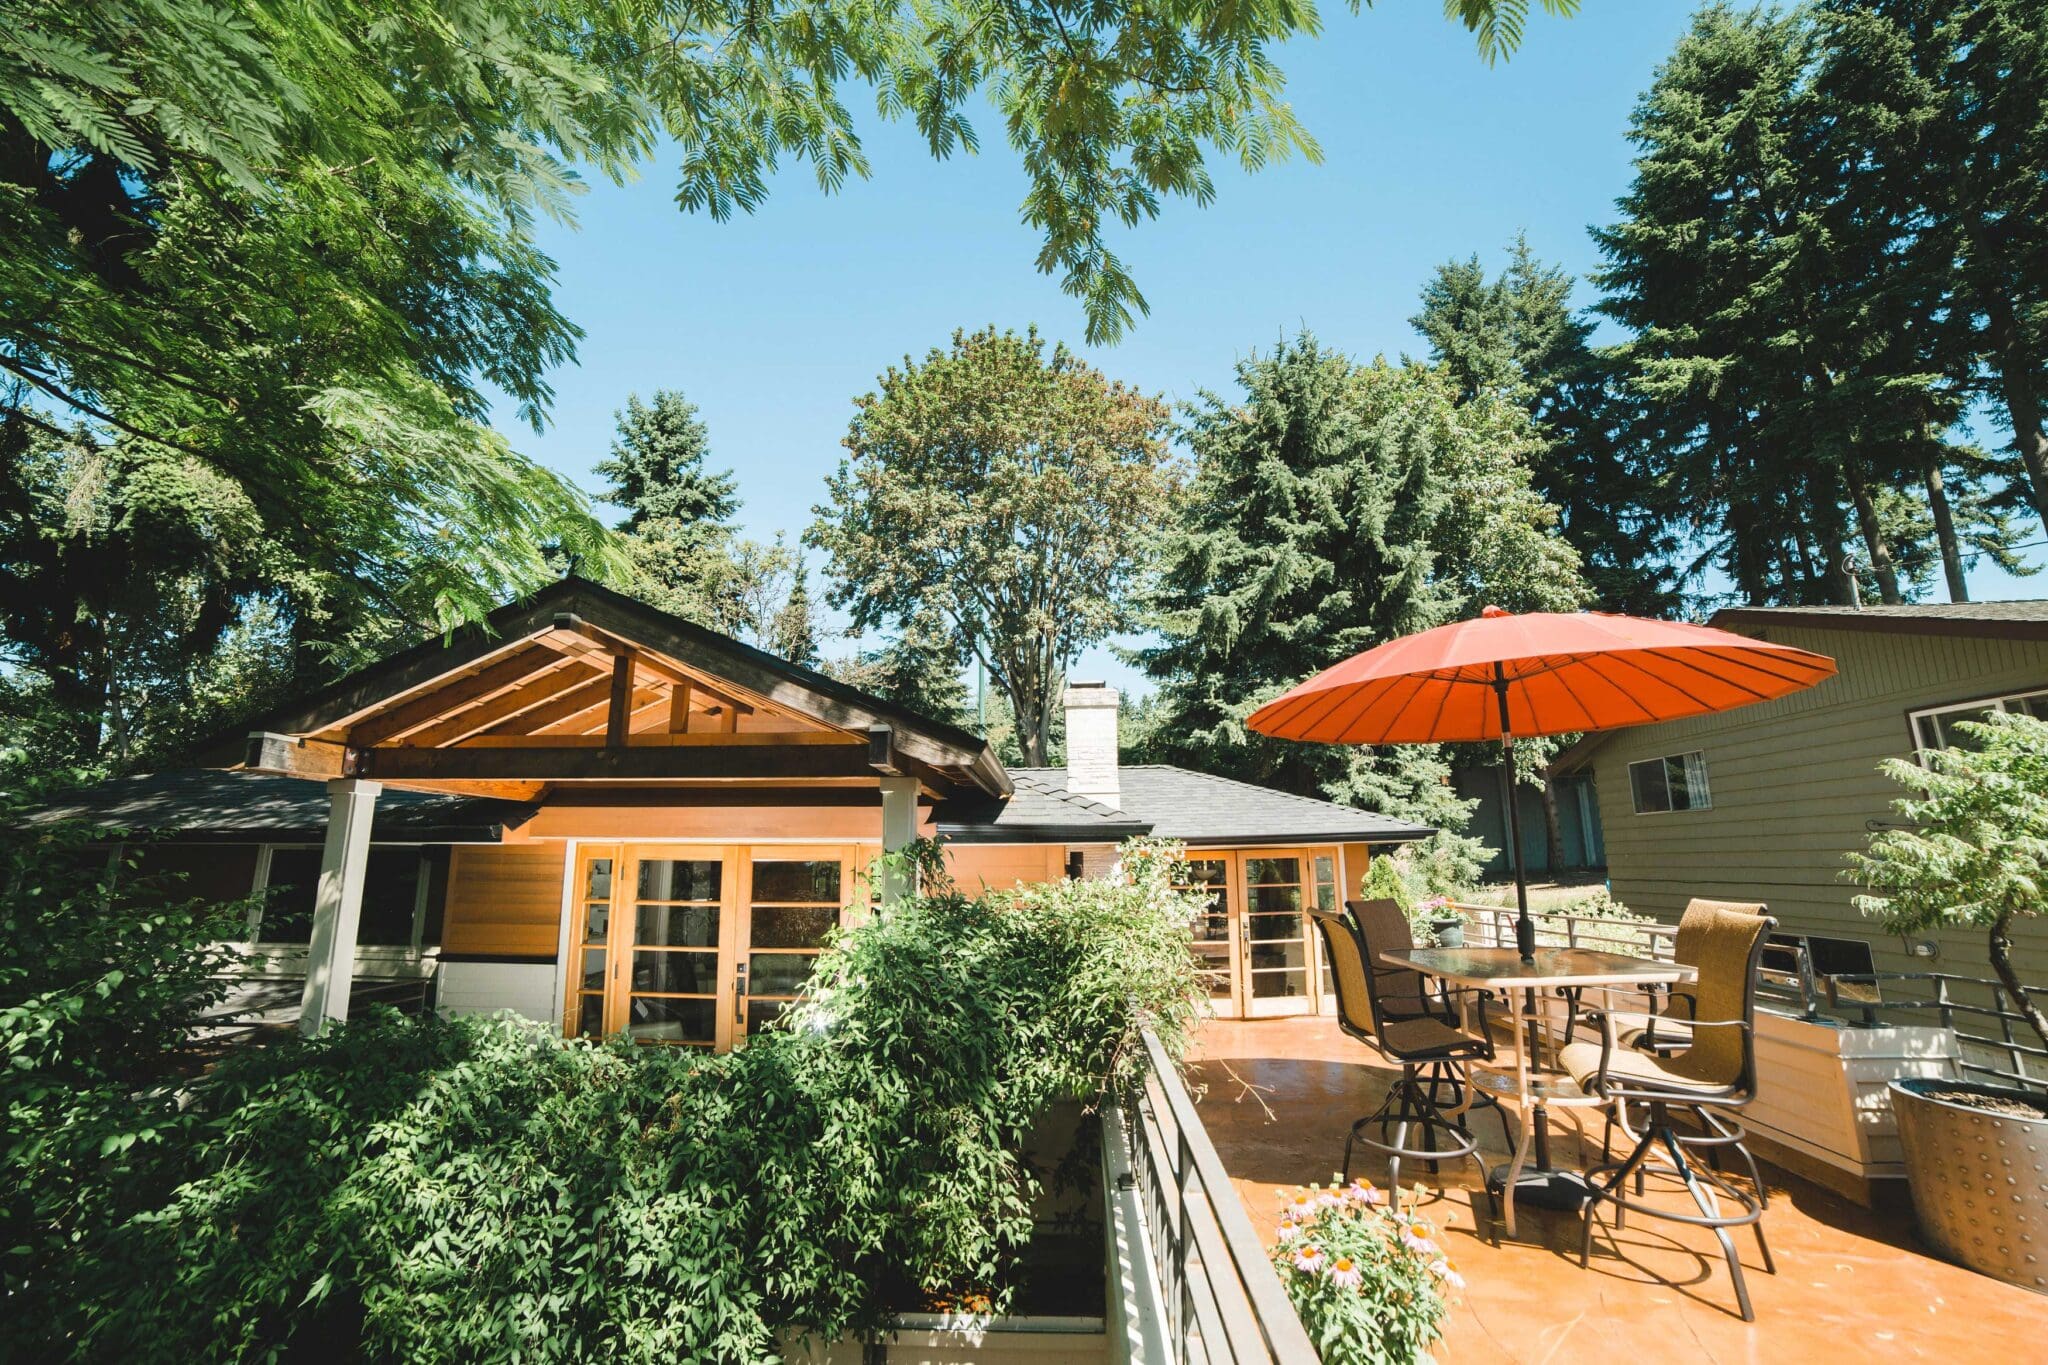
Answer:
1413;236;1677;615
1136;334;1584;877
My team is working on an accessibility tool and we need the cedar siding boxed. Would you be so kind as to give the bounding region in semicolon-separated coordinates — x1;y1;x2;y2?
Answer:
1580;619;2048;986
442;843;569;958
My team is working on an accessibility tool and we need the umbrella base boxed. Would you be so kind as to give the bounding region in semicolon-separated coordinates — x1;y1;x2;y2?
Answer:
1486;1165;1593;1211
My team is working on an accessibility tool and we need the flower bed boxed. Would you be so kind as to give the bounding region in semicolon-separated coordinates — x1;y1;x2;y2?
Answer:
1270;1179;1459;1364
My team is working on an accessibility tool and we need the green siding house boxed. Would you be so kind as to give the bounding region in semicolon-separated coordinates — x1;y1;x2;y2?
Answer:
1555;602;2048;989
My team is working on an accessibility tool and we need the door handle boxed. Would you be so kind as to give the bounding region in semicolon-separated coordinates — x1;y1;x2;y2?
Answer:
734;961;748;1025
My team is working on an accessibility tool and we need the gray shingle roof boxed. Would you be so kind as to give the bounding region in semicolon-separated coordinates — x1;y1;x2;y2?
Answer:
938;764;1434;847
933;768;1151;843
24;770;535;842
1713;600;2048;641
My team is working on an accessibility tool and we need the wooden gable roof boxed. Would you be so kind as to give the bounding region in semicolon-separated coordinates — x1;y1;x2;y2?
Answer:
218;577;1009;803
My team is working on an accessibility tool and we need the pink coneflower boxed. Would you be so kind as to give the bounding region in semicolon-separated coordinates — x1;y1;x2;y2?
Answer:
1400;1227;1439;1257
1345;1179;1385;1206
1429;1258;1466;1290
1326;1256;1363;1290
1275;1220;1302;1243
1291;1245;1327;1274
1316;1187;1344;1208
1286;1191;1318;1217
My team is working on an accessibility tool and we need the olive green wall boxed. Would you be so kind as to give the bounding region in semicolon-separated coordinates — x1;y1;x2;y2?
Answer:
1581;620;2048;989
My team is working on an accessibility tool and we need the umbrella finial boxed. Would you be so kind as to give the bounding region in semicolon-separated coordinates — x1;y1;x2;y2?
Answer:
1480;604;1511;619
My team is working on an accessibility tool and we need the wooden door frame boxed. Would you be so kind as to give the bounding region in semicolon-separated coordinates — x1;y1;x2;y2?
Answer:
1237;847;1318;1019
564;842;864;1050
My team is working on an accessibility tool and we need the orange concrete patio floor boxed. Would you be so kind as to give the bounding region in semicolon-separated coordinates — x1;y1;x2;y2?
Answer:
1188;1017;2045;1362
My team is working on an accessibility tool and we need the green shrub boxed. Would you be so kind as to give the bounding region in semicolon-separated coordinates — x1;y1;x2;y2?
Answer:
1269;1177;1456;1364
1848;711;2048;1055
0;810;256;1311
10;838;1202;1363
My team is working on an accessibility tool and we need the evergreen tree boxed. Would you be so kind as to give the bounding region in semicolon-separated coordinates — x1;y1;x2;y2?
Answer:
595;392;740;533
824;608;972;730
1136;334;1585;874
1594;2;2038;607
1414;237;1677;615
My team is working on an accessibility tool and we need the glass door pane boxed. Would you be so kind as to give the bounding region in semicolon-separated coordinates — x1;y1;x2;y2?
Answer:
568;852;616;1040
624;857;723;1046
1182;857;1237;1009
1243;855;1309;1008
744;856;844;1036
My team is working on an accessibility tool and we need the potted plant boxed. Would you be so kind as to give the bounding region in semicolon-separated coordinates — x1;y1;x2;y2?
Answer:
1417;895;1466;948
1847;710;2048;1294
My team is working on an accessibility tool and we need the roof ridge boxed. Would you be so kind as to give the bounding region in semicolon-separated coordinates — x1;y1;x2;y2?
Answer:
1130;763;1429;825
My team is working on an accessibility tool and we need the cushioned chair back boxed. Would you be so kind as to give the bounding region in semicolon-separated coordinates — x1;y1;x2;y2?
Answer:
1673;897;1765;968
1675;908;1774;1088
1345;898;1432;1018
1308;909;1377;1038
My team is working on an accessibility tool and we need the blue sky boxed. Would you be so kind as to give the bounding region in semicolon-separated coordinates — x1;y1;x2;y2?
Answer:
488;1;2041;695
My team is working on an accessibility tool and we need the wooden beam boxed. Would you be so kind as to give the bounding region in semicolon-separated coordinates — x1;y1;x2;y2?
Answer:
548;615;756;716
401;661;603;748
668;681;692;733
349;647;562;747
542;684;659;737
452;731;856;749
868;724;902;776
482;676;617;736
604;654;634;748
244;732;357;779
359;743;881;783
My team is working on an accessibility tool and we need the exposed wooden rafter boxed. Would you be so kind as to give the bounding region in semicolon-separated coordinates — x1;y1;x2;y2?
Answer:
348;647;566;747
400;660;604;748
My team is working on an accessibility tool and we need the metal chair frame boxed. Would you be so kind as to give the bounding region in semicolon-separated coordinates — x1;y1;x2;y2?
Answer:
1314;905;1510;1209
1576;915;1778;1322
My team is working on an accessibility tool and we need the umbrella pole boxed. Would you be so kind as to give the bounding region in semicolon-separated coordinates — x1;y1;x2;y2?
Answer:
1492;669;1537;963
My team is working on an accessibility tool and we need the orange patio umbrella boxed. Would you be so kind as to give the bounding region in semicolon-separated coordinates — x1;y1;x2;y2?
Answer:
1248;606;1837;960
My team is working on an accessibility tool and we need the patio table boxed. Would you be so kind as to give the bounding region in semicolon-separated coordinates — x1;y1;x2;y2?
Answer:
1381;945;1696;1238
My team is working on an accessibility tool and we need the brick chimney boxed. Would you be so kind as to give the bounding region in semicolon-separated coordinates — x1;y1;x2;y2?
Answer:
1063;681;1121;806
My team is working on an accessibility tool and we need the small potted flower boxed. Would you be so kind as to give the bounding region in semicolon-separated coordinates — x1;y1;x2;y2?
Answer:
1418;895;1465;949
1270;1179;1459;1363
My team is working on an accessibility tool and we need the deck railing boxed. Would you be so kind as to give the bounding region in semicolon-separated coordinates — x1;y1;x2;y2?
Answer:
1453;903;2044;1090
1453;902;1677;960
1103;1028;1318;1365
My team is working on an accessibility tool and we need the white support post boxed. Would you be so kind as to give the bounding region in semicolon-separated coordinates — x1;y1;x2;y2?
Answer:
878;776;920;905
298;778;382;1036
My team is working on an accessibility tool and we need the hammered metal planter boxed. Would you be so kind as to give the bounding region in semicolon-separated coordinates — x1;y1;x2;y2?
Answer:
1889;1077;2048;1294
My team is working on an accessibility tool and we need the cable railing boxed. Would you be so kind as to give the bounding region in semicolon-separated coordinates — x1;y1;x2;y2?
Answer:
1106;1027;1318;1365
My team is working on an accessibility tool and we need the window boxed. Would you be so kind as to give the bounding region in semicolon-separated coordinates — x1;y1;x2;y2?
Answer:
1628;751;1711;814
251;845;445;949
1910;688;2048;761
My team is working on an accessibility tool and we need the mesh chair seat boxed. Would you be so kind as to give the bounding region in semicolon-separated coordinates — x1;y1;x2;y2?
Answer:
1380;1015;1487;1061
1560;1039;1733;1098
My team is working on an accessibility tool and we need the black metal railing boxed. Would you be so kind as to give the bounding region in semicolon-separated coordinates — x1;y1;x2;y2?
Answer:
1819;972;2048;1091
1109;1028;1318;1365
1457;904;2044;1091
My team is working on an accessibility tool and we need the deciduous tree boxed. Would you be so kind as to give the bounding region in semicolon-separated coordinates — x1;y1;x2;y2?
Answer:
810;327;1176;764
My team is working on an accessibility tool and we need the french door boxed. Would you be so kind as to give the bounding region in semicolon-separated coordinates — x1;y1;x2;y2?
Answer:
1182;849;1340;1018
566;844;861;1049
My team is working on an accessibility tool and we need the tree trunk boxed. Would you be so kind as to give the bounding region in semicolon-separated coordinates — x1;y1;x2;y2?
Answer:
1924;460;1969;602
1538;769;1566;874
1987;298;2048;536
1842;462;1904;604
1990;909;2048;1059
